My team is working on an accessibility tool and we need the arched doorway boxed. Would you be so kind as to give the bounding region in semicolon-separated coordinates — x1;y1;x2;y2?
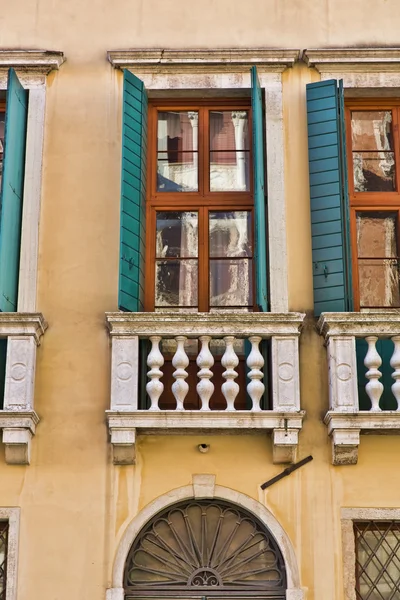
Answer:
123;499;287;599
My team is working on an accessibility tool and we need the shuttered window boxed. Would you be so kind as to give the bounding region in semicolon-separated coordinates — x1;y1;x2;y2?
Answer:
118;67;268;313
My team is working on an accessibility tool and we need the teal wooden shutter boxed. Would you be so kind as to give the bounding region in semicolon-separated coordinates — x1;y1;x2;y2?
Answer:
118;70;148;312
251;66;268;312
0;68;28;312
306;79;353;315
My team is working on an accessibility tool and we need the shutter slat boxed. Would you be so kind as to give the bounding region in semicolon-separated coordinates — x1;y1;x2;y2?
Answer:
0;69;28;312
251;66;268;312
118;70;147;312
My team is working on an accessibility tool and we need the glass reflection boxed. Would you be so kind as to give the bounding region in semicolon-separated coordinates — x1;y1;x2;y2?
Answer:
155;260;198;308
357;212;400;307
351;111;395;192
209;111;250;191
157;111;198;192
210;259;253;307
209;211;252;257
156;211;198;258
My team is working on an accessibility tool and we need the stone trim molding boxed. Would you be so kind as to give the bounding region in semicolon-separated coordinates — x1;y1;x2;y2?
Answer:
106;484;305;600
107;48;300;73
0;313;47;464
303;47;400;88
106;51;292;312
192;474;216;499
318;311;400;339
106;311;305;337
0;50;64;74
303;47;400;72
0;313;47;345
341;507;400;600
0;507;20;600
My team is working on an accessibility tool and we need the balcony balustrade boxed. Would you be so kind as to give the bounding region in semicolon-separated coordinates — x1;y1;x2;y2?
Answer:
318;311;400;465
106;311;305;465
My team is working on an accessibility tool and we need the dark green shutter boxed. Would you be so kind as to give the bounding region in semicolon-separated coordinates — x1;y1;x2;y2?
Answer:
306;79;353;316
251;66;268;312
0;68;28;312
118;70;148;312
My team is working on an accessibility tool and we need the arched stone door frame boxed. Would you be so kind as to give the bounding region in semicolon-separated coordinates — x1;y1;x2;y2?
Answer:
106;477;305;600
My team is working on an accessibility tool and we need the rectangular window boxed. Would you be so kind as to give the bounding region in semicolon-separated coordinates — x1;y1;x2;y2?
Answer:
347;102;400;310
354;520;400;599
146;101;254;313
0;521;8;600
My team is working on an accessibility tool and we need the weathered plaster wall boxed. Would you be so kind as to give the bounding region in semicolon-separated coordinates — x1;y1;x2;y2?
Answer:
0;2;400;600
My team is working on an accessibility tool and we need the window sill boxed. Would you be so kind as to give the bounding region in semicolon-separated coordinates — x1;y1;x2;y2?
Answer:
107;409;305;465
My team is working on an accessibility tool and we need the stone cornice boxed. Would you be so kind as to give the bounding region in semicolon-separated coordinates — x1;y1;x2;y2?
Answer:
0;313;47;345
107;48;300;73
317;311;400;339
303;47;400;73
106;311;305;337
0;50;65;74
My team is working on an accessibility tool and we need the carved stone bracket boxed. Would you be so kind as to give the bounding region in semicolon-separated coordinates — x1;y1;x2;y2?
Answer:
0;313;47;465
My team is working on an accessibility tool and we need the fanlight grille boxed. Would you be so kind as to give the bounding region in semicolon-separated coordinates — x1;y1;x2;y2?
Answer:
124;500;286;596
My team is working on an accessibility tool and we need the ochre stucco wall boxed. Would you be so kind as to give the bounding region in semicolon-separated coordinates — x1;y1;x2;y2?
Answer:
1;2;400;599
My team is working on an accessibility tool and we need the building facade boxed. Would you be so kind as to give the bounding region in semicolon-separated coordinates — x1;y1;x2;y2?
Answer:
1;1;400;599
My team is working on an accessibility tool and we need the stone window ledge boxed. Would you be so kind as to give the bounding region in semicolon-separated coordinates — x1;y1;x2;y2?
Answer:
107;410;305;466
0;313;47;465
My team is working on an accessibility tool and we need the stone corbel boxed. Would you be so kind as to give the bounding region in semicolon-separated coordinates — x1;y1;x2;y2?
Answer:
109;424;136;466
272;427;299;464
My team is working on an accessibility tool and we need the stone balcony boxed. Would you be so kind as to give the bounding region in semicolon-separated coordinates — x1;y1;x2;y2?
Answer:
0;313;47;464
318;311;400;465
106;311;305;465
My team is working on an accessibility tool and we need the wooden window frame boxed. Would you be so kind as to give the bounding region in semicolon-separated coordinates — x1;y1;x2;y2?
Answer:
346;100;400;310
145;99;254;313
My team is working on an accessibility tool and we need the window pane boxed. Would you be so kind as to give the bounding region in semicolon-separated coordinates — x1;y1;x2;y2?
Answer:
209;110;250;192
357;212;400;307
156;211;198;258
210;259;252;307
209;211;252;257
210;111;249;151
351;110;395;192
210;151;250;191
155;259;198;308
157;111;198;192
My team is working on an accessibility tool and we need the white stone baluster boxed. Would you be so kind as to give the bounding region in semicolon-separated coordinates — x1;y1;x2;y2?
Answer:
364;336;383;412
221;336;239;411
146;336;164;411
391;335;400;410
196;336;214;411
246;336;265;412
172;336;189;411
